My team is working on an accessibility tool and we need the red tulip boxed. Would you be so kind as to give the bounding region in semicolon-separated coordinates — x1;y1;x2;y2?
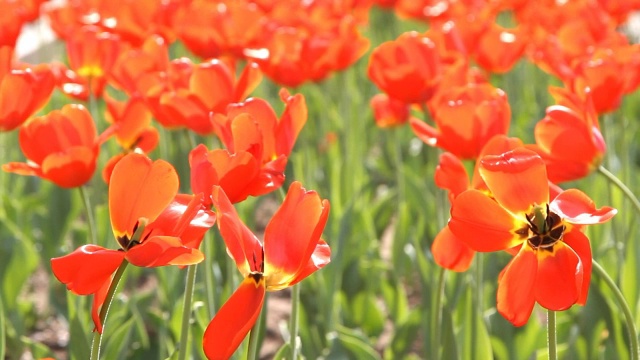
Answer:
202;182;330;359
449;148;616;325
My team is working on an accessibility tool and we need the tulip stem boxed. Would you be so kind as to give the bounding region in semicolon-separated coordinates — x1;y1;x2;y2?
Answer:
289;283;301;359
432;266;446;360
592;259;639;360
90;259;129;360
547;309;557;360
178;264;198;360
598;165;640;216
79;185;98;246
247;303;264;360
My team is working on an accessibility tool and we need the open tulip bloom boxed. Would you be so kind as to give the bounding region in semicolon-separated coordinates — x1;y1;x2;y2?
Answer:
50;153;215;332
448;147;616;326
203;181;331;359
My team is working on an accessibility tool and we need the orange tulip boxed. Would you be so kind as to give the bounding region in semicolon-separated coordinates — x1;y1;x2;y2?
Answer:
51;153;216;332
202;182;330;359
473;22;528;74
66;25;122;98
411;82;511;159
142;58;262;134
527;87;605;183
368;31;443;104
3;104;110;188
370;93;412;128
449;148;616;326
0;48;56;132
192;88;306;204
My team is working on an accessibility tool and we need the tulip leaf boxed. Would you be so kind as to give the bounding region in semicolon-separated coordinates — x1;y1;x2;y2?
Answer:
272;342;292;360
102;317;135;360
328;325;381;360
0;295;5;360
68;315;91;360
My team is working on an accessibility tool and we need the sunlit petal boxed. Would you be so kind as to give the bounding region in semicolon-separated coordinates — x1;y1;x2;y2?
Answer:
125;236;204;267
562;230;592;305
550;189;617;224
480;148;549;214
432;226;475;272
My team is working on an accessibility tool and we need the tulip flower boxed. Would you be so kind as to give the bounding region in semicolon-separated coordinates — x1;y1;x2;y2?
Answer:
411;82;511;159
0;49;56;132
449;147;616;326
51;153;216;332
141;58;262;134
369;93;413;128
433;135;524;271
527;87;605;183
3;104;110;188
191;88;306;204
202;181;330;359
368;31;443;104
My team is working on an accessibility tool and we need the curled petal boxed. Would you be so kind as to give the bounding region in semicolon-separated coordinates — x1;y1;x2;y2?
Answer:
432;226;475;272
409;117;439;148
550;189;617;225
471;135;524;191
435;152;469;202
562;230;592;305
480;148;548;214
51;245;125;295
264;182;330;288
282;239;331;289
534;242;582;310
497;246;537;326
203;275;266;360
92;280;110;333
449;189;524;252
109;153;179;240
125;236;204;267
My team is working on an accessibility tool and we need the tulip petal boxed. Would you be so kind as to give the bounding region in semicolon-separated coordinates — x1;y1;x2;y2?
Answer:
479;147;549;214
125;236;204;267
92;280;110;333
432;226;475;272
211;186;264;276
51;245;125;295
41;146;96;188
449;189;524;252
497;246;537;326
283;239;331;289
550;189;617;225
434;152;469;202
109;153;179;240
562;230;592;305
534;242;582;311
264;182;330;288
203;275;266;360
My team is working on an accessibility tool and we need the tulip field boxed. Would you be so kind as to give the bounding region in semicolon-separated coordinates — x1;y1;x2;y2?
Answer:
2;0;640;359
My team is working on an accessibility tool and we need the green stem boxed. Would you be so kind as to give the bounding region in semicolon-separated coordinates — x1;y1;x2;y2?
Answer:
432;266;447;360
79;185;98;246
90;260;129;360
203;232;216;318
592;259;639;360
598;166;640;216
178;264;198;360
289;283;301;360
247;303;265;360
547;309;557;360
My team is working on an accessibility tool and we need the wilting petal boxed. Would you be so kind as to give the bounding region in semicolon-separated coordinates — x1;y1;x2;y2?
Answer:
203;275;266;360
264;182;330;288
51;245;125;295
211;186;264;275
562;230;592;305
109;153;179;240
2;161;41;177
282;239;331;289
534;242;582;311
449;189;523;252
497;246;537;326
432;226;475;272
434;152;469;202
125;236;204;267
550;189;617;225
480;148;549;214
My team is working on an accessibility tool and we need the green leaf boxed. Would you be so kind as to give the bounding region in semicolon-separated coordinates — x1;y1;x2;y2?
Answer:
272;343;292;360
329;325;381;360
102;317;135;360
2;230;39;310
350;292;385;337
68;315;91;360
0;295;5;360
